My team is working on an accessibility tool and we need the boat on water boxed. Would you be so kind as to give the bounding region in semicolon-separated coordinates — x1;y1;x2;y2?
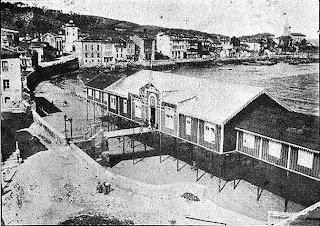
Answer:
218;67;232;70
242;60;277;66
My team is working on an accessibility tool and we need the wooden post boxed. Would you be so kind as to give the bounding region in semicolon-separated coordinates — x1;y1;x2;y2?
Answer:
196;147;199;181
159;132;162;163
259;137;263;159
123;136;125;154
236;131;239;152
177;138;179;171
220;125;224;154
132;135;135;164
93;102;96;124
86;99;89;121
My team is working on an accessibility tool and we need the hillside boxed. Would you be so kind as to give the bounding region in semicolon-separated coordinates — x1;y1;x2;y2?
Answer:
1;2;222;39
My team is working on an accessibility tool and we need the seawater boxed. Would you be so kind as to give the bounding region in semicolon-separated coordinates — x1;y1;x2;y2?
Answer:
171;62;319;116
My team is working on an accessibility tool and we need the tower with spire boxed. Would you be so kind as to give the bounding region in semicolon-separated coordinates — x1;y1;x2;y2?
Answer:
283;13;291;36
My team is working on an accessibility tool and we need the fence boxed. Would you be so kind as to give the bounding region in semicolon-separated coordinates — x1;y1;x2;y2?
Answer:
32;109;67;145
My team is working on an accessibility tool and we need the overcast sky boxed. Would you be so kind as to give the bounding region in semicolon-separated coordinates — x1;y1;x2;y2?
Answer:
5;0;320;39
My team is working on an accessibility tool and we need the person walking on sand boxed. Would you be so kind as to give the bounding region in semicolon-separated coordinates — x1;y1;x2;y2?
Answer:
96;182;103;193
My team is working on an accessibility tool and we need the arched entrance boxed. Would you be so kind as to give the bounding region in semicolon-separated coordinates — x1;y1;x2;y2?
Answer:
148;94;157;127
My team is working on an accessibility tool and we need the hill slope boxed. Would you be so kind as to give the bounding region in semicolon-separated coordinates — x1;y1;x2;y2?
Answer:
1;2;222;39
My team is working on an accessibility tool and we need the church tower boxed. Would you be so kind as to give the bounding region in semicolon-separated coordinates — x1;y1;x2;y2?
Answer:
283;13;291;36
64;20;79;53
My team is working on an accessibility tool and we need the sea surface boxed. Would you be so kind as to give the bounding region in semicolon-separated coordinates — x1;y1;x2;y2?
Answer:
171;62;319;116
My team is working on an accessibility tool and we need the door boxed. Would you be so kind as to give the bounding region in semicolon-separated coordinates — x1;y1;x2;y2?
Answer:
150;106;156;127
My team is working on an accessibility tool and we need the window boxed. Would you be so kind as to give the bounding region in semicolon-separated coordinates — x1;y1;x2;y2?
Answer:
97;53;100;58
135;100;142;118
91;53;94;58
88;88;93;97
3;80;10;91
165;107;174;129
85;45;87;51
2;61;9;71
97;45;99;50
297;149;313;168
85;53;88;58
91;45;94;50
243;133;255;149
268;141;281;158
204;122;215;143
123;99;127;114
186;116;191;135
95;90;100;99
110;95;116;109
103;92;108;103
116;48;118;52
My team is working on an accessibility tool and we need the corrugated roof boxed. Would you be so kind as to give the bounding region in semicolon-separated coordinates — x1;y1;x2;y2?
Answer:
105;70;198;97
178;81;265;124
106;70;282;125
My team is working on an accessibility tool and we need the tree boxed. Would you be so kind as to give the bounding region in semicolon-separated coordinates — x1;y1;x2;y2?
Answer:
230;36;240;47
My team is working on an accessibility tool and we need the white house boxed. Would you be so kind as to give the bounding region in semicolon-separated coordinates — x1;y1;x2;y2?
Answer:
1;48;22;112
64;20;79;54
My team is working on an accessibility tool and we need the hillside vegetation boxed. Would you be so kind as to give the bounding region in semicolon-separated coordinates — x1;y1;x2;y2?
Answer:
1;2;221;39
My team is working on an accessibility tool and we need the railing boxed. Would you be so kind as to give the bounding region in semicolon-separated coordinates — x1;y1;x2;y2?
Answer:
32;109;67;145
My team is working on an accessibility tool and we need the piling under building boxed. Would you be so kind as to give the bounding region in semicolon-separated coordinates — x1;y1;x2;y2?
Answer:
84;70;320;209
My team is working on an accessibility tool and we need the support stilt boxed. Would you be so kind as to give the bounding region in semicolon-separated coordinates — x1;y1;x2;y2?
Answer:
93;102;96;124
257;186;264;201
159;132;162;163
123;136;125;154
132;136;135;164
86;100;88;121
284;199;289;212
233;179;241;189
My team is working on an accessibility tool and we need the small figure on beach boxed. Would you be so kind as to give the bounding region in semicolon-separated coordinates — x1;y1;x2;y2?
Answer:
63;100;68;107
96;182;103;193
103;182;111;195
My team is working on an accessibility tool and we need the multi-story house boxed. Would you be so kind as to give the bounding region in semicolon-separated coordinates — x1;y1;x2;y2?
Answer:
185;38;199;59
126;40;135;61
41;32;65;56
291;33;306;43
102;40;115;64
156;33;187;60
76;37;103;67
64;20;79;54
1;28;19;48
113;37;127;62
131;35;155;61
1;48;22;112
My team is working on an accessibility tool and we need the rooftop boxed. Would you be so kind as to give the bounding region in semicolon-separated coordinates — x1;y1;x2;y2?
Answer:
236;95;319;152
1;47;20;59
106;70;290;125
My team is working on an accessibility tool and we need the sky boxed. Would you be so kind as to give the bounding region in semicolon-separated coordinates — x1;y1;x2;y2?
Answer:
5;0;320;39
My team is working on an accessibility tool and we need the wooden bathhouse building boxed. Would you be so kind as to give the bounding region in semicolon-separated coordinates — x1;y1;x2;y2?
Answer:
85;70;320;206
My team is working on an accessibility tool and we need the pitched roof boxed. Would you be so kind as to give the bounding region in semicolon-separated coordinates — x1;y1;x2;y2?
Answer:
85;73;126;90
106;70;293;125
236;96;319;151
291;33;306;36
0;47;20;58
